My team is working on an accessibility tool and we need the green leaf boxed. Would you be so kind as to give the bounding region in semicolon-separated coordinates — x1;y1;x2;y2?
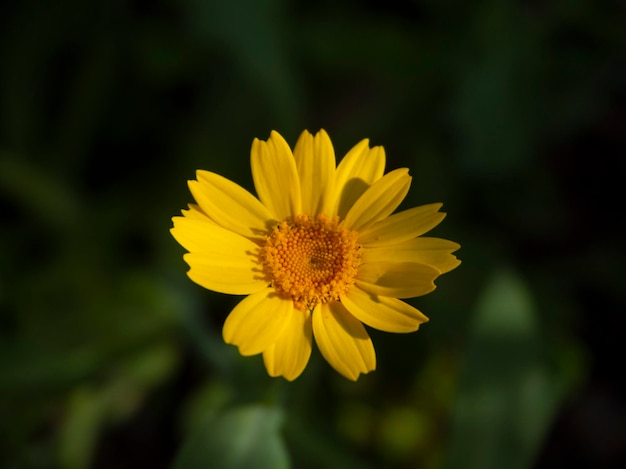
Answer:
444;269;563;469
174;404;290;469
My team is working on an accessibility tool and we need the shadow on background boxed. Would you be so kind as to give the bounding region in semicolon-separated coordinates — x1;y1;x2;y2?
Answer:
1;0;624;468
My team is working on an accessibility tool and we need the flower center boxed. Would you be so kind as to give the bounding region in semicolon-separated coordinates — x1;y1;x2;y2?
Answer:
261;214;361;311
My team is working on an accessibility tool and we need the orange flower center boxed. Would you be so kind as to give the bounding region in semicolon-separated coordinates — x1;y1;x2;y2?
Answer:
261;214;361;311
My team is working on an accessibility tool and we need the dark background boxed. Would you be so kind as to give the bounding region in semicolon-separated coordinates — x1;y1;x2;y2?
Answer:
1;0;624;468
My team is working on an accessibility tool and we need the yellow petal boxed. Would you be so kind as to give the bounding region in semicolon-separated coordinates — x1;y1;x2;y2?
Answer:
223;289;292;356
185;252;267;295
342;286;429;333
293;129;336;216
190;171;275;239
358;203;446;246
356;261;440;298
332;139;385;218
343;168;411;231
251;131;301;220
263;308;313;381
181;203;212;221
174;218;267;294
362;237;461;274
313;302;376;381
171;215;247;253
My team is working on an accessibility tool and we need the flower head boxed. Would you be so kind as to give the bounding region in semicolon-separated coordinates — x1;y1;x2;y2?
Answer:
171;130;460;381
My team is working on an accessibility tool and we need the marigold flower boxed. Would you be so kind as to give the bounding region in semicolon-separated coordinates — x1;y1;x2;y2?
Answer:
171;130;460;381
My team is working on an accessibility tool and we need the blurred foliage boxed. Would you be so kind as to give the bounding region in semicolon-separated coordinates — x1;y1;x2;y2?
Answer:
445;269;579;469
174;404;289;469
1;0;624;468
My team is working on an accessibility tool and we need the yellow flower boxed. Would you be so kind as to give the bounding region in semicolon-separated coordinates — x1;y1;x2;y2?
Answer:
171;130;460;381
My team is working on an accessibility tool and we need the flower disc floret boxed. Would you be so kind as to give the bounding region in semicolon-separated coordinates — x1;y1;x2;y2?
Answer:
261;214;361;311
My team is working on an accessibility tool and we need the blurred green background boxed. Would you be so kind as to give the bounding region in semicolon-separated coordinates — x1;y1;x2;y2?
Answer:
1;0;624;468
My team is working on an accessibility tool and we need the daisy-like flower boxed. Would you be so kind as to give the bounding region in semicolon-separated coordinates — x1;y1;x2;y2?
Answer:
171;130;460;381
